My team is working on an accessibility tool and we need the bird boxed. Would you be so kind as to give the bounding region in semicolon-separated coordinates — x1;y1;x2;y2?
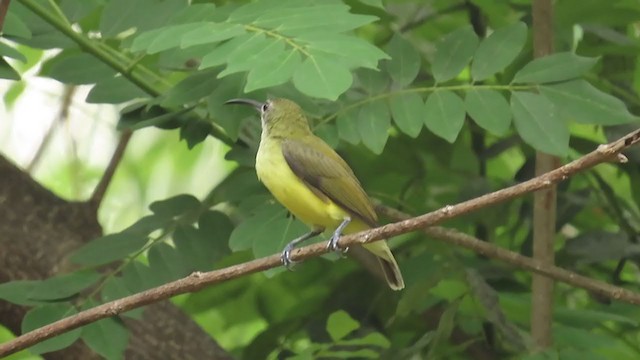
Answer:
225;98;404;290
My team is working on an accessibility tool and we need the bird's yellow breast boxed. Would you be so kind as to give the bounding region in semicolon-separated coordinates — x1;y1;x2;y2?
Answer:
256;137;359;232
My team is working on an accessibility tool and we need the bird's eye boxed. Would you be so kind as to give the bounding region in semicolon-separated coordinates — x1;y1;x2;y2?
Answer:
261;103;269;112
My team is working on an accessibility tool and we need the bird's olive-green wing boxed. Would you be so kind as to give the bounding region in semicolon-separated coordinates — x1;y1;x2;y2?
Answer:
281;137;377;225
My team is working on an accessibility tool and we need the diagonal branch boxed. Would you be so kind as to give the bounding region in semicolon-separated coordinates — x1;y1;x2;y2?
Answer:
90;130;132;207
1;127;639;357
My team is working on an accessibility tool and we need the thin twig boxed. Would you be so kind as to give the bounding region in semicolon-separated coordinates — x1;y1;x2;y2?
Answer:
90;130;132;207
27;86;77;172
0;128;639;357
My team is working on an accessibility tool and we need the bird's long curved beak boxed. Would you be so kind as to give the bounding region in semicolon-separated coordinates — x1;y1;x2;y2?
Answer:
224;98;263;111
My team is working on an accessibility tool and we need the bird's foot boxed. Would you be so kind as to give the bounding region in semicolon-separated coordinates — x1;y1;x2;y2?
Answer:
281;243;297;270
326;217;351;256
280;229;323;270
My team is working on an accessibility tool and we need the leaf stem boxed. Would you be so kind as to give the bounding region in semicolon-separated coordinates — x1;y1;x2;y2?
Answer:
314;84;536;129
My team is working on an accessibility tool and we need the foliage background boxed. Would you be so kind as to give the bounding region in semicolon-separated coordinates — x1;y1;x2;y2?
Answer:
1;0;640;359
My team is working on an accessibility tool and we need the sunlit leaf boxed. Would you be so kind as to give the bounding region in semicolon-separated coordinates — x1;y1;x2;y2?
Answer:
293;54;352;101
326;310;360;341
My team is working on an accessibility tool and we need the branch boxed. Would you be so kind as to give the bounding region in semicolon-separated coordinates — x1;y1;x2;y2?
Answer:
1;128;639;357
27;86;77;172
89;130;132;207
0;0;10;30
378;206;636;305
531;0;557;348
17;0;235;147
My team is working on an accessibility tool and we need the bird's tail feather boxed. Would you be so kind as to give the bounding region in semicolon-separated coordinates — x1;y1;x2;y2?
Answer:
363;242;404;290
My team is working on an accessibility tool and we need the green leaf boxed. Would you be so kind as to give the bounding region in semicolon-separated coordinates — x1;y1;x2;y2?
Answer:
176;212;232;268
69;232;149;266
29;271;101;301
87;76;148;104
358;101;390;154
511;91;569;156
60;0;102;23
301;34;389;70
99;0;153;37
336;109;361;145
199;34;254;69
149;194;201;219
219;36;285;78
3;11;32;38
199;210;234;245
0;57;20;80
245;50;301;92
430;279;468;301
0;280;42;306
148;243;191;282
389;93;424;138
131;23;204;53
464;89;511;135
357;68;389;94
539;79;637;125
383;34;421;86
121;214;167;235
229;202;286;252
22;304;81;354
43;53;117;85
315;123;340;149
427;300;459;358
161;70;218;107
326;310;360;341
339;332;391;348
564;231;629;264
513;52;599;83
206;74;258;141
432;26;479;83
251;214;308;276
122;261;164;293
101;277;144;319
293;55;353;101
180;119;213;149
181;23;246;48
117;104;191;131
81;304;129;360
358;0;384;8
100;0;185;38
424;90;466;143
0;41;27;62
471;22;527;81
254;4;378;36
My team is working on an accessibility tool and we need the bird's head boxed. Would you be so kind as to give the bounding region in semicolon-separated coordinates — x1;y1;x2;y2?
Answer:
225;98;311;136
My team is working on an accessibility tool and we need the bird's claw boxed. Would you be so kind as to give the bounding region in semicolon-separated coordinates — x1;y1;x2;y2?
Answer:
281;244;297;270
327;234;349;256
